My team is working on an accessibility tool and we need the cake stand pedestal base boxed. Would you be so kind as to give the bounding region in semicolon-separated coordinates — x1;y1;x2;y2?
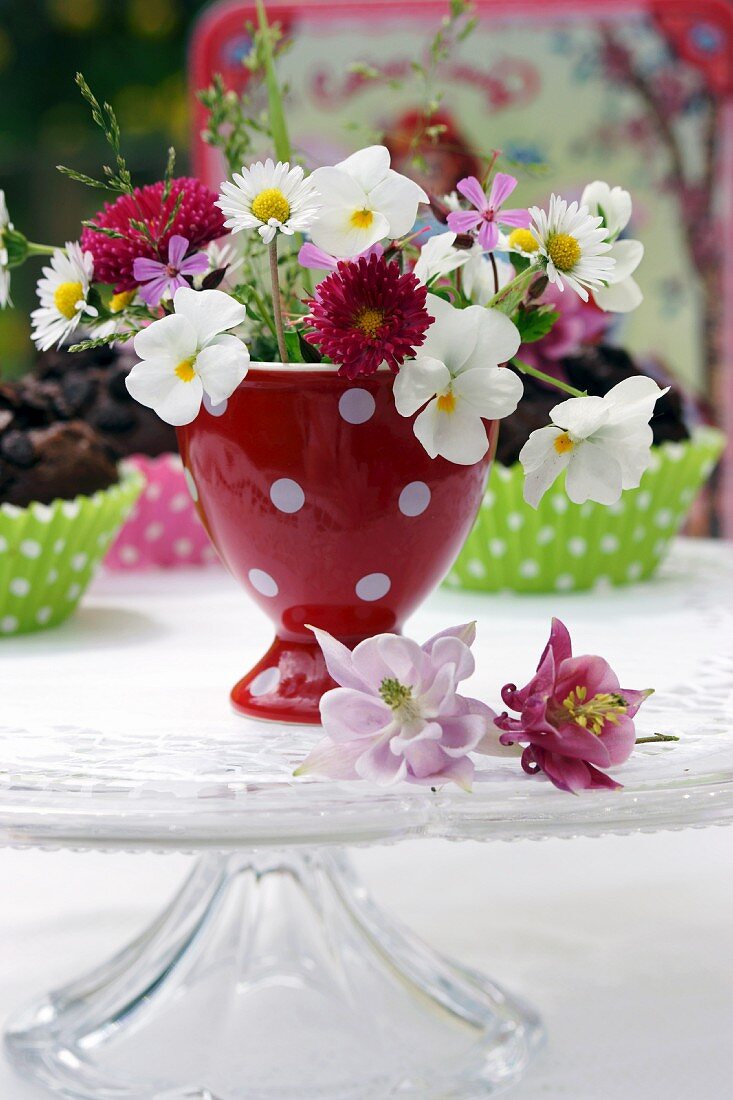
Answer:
5;850;543;1100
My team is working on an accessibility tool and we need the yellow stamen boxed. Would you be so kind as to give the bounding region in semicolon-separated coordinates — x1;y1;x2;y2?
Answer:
354;306;384;339
53;281;84;320
553;431;575;455
350;208;374;230
437;391;456;414
561;688;628;736
251;187;291;225
508;228;539;253
547;232;581;272
175;357;196;383
109;290;135;313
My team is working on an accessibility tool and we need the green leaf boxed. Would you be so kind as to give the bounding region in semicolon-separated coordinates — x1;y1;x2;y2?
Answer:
284;330;304;363
514;305;560;344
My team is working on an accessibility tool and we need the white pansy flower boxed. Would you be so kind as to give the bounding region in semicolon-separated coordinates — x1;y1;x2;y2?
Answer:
394;294;522;465
0;191;12;307
461;246;514;306
30;242;98;351
528;195;614;301
309;145;428;258
519;376;667;507
581;181;644;313
413;231;470;285
125;287;249;426
217;159;321;245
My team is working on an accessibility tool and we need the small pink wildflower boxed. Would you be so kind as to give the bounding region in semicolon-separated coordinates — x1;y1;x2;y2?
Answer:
133;234;209;307
446;173;530;251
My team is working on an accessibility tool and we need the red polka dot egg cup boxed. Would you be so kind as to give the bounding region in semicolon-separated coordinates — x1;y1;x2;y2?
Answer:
105;453;218;570
177;364;493;724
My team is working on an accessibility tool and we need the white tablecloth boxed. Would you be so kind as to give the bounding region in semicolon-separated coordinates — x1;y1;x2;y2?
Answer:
1;830;731;1098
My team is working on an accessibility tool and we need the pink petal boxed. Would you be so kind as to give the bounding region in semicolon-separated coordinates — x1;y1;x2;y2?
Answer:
447;210;481;235
499;207;531;228
488;171;518;209
299;242;338;271
355;735;407;786
423;622;476;651
437;711;489;755
618;687;654;719
310;626;369;691
541;724;612;769
138;275;173;307
584;762;624;791
320;688;391;742
294;736;364;780
457;175;489;211
533;747;593;793
179;252;209;275
133;257;166;281
167;234;189;267
408;754;474;791
425;635;475;683
554;655;620;704
547;618;573;666
403;738;449;779
478;220;499;251
599;714;637;765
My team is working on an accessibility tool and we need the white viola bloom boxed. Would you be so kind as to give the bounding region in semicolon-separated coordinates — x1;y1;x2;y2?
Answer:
309;145;428;258
581;181;644;313
413;231;470;285
394;294;522;465
125;287;249;426
461;246;514;307
30;242;97;351
519;376;667;508
0;190;12;307
216;159;321;245
528;194;614;301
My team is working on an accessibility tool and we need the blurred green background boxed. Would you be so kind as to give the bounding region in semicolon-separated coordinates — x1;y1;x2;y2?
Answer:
0;0;212;376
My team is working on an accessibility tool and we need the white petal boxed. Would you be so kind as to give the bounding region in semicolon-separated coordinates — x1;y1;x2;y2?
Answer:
519;427;571;507
414;401;489;464
462;308;521;371
173;287;247;345
565;441;623;505
421;294;481;372
134;313;196;364
368;170;428;238
308;206;389;258
606;239;644;282
581;181;632;236
309;166;370;210
195;335;250;404
452;365;523;420
393;356;450;417
550;394;608;438
336;145;391;191
601;375;666;426
594;275;643;313
125;358;203;426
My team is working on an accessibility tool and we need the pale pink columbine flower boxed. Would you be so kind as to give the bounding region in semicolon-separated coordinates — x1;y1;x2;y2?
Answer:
495;618;653;793
133;234;209;307
294;623;495;790
298;241;383;272
446;173;530;251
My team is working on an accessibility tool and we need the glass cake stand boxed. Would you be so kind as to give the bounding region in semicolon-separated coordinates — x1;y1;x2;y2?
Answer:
0;539;732;1100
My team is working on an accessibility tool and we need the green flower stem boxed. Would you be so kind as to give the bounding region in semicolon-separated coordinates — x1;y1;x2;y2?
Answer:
635;733;680;744
256;0;291;163
268;237;289;364
511;357;585;399
26;242;57;257
486;266;534;311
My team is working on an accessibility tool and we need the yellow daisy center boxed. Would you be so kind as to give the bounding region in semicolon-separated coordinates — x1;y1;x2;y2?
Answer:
508;228;539;253
53;281;84;320
437;391;456;414
350;208;374;230
547;233;581;272
251;187;291;225
354;306;384;339
561;686;628;736
175;356;197;383
553;431;575;455
109;290;135;313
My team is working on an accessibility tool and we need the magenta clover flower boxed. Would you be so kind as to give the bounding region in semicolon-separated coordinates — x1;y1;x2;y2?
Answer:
133;234;209;307
446;172;530;251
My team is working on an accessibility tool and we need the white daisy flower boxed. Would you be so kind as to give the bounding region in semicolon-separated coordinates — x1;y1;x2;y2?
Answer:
30;242;98;351
393;294;522;465
309;145;428;259
528;194;614;301
216;159;321;245
0;191;13;308
581;181;644;313
125;287;249;426
519;376;667;507
413;231;470;285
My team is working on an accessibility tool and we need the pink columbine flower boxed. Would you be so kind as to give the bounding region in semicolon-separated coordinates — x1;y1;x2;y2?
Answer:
294;623;495;790
495;618;652;793
298;241;384;272
447;173;530;251
133;234;209;307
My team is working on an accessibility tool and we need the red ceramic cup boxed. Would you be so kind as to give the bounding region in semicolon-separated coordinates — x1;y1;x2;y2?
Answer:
177;364;492;723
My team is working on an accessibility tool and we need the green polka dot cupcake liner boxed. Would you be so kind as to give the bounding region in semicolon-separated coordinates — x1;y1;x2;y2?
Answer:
0;464;144;636
447;427;725;595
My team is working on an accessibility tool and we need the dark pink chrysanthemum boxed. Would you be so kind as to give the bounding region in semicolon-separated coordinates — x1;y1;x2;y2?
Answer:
305;255;432;379
81;177;226;292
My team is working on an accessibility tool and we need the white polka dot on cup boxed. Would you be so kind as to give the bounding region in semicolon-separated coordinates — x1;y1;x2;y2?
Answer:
36;607;52;625
249;667;281;697
145;522;165;542
398;481;431;517
20;540;41;560
203;393;229;417
249;568;279;597
339;388;375;425
0;616;18;634
174;538;193;558
270;478;305;514
9;578;30;598
355;572;391;602
71;553;89;572
169;493;190;514
119;545;139;565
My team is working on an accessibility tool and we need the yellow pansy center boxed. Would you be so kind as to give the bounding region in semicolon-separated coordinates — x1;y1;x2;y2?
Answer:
109;290;135;313
175;356;197;383
350;208;374;230
53;281;83;320
547;232;581;272
251;187;291;225
354;306;384;339
553;431;575;455
561;686;628;736
437;391;456;414
508;228;539;253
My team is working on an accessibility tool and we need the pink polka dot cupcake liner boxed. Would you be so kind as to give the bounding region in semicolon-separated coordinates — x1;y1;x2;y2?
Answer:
105;453;219;570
